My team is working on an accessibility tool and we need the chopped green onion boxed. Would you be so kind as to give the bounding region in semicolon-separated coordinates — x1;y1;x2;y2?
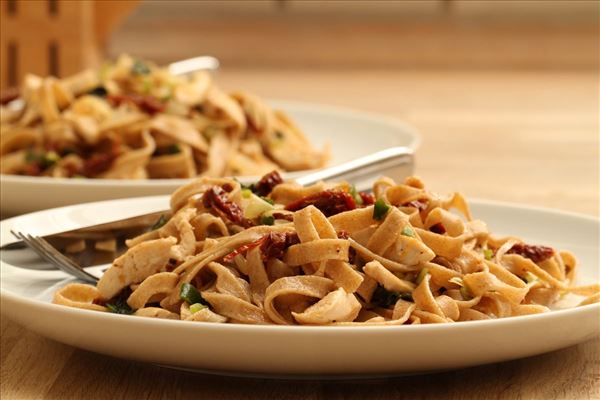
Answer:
483;249;494;260
401;226;416;238
241;189;252;199
243;194;274;219
523;272;538;283
448;276;464;287
349;185;363;205
180;283;205;305
131;59;150;75
416;268;430;285
371;286;412;308
88;86;108;97
373;198;390;220
189;303;207;314
261;215;275;226
142;77;152;94
151;214;168;230
106;299;133;315
460;284;473;300
24;150;39;163
398;292;414;302
41;151;60;168
25;150;60;168
166;144;181;154
261;196;274;205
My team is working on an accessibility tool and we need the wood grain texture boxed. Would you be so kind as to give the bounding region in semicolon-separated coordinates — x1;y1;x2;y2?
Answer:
1;69;599;399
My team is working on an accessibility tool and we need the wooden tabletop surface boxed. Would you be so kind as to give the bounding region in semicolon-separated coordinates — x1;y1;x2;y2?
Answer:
1;69;598;399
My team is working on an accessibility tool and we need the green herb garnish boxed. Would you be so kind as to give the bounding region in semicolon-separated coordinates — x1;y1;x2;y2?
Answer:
166;144;181;154
373;198;390;220
261;215;275;226
401;226;416;238
24;150;60;169
151;214;169;230
142;77;152;94
448;277;464;287
483;248;493;260
460;284;473;300
523;272;538;283
416;268;430;285
180;283;206;305
131;59;150;75
371;286;412;308
261;196;274;205
88;86;108;97
189;303;207;314
25;150;39;163
44;151;59;164
349;185;363;205
106;299;133;315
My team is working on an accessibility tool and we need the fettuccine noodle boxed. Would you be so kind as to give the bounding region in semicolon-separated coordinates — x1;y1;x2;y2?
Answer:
0;55;328;179
53;173;599;325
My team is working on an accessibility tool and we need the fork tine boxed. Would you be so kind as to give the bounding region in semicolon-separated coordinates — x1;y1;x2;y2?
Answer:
14;230;99;283
16;232;82;278
28;234;99;283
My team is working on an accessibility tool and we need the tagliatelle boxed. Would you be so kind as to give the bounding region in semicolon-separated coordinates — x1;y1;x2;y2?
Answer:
52;173;599;325
1;54;328;179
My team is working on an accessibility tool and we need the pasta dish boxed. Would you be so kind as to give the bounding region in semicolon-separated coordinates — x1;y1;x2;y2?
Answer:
0;55;328;179
53;172;599;325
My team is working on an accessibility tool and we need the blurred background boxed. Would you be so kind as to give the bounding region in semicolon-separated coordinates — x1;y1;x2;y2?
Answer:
1;0;598;213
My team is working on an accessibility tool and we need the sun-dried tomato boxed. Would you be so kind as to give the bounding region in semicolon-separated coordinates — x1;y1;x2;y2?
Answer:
337;230;350;240
359;192;375;205
82;152;118;177
507;243;554;264
222;232;299;263
271;212;294;222
285;190;357;217
403;200;428;211
107;94;165;115
222;236;266;263
0;87;20;105
202;186;247;226
253;170;283;196
21;163;41;176
259;232;299;261
429;223;446;235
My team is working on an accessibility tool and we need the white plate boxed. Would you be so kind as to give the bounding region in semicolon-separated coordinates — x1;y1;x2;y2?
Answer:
1;197;598;377
0;100;420;217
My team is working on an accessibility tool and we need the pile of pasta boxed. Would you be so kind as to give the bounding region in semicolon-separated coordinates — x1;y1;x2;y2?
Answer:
0;54;327;179
53;173;599;325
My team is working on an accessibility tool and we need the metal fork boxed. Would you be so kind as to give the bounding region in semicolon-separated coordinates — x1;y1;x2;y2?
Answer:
6;146;414;279
10;231;99;283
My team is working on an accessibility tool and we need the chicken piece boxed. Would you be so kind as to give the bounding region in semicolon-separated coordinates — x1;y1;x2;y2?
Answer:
292;287;361;324
97;237;177;300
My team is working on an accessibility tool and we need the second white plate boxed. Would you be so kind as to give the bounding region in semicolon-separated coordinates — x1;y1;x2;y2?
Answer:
0;100;420;216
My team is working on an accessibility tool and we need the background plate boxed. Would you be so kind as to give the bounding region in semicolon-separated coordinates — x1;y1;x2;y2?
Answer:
0;100;420;216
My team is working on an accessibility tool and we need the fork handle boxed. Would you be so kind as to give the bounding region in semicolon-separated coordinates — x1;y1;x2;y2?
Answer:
296;146;413;189
2;147;413;251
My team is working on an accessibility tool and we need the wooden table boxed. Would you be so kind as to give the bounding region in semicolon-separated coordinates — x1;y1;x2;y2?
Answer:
1;69;598;399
